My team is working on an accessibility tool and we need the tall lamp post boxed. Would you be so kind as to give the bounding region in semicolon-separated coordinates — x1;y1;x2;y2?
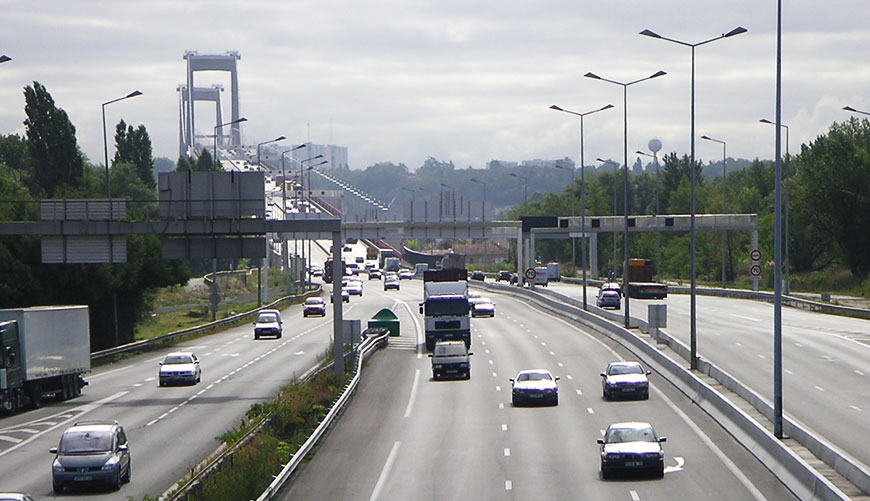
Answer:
213;117;247;171
843;105;870;116
509;173;528;213
760;118;790;295
297;154;324;287
256;136;285;306
470;177;488;267
551;103;614;309
304;160;328;285
101;89;143;346
280;145;307;293
0;55;10;64
439;182;456;222
586;70;667;328
640;25;746;366
636;144;663;282
701;134;728;289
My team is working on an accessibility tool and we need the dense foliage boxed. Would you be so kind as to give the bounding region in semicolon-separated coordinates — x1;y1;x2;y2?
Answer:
0;82;190;349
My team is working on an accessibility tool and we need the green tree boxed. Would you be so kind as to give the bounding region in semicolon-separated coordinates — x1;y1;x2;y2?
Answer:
23;82;84;197
114;120;156;190
792;117;870;278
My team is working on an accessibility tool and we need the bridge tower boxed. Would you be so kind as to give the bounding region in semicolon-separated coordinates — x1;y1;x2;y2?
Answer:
177;84;224;159
181;51;242;157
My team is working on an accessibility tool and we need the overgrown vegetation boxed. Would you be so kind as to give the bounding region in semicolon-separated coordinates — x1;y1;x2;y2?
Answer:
182;371;345;501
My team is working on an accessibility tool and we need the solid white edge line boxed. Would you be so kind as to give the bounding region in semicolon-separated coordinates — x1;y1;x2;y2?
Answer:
396;300;424;359
369;441;401;501
404;369;421;418
524;297;768;501
630;490;641;501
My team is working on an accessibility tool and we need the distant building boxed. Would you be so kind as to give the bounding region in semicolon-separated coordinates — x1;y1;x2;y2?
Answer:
290;143;348;170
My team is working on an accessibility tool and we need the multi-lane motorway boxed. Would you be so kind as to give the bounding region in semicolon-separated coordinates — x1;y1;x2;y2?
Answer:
546;281;870;469
280;279;798;500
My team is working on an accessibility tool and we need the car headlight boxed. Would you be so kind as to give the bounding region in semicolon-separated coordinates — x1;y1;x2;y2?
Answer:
53;460;64;472
434;364;444;369
101;457;120;471
603;453;621;460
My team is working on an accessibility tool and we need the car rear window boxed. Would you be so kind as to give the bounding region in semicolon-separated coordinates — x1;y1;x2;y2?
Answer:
609;364;643;375
164;355;192;364
257;313;278;323
518;372;551;381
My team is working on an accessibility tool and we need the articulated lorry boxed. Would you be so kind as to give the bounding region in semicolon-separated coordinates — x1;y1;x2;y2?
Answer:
0;306;90;412
420;269;471;351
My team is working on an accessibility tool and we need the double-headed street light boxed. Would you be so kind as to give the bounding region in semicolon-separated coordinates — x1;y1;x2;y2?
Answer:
641;25;746;368
255;135;285;306
280;144;306;293
213;117;247;172
585;70;666;328
597;158;621;281
257;136;286;172
635;148;663;282
701;134;729;289
470;177;488;266
760;118;791;296
551;103;614;310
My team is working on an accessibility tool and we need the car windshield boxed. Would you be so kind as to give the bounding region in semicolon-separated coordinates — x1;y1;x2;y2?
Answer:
305;298;322;305
518;372;552;382
257;313;278;323
476;299;492;306
606;426;656;443
434;344;467;356
164;355;192;364
60;430;113;453
609;364;643;375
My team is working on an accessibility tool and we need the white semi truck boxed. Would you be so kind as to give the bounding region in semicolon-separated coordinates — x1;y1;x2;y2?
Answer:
419;269;471;351
0;306;90;412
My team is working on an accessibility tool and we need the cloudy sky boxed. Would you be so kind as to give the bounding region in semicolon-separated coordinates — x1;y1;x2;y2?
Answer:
2;1;868;171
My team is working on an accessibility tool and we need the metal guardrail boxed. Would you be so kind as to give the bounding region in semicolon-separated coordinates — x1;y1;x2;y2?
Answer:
256;329;390;500
470;281;858;500
90;286;322;361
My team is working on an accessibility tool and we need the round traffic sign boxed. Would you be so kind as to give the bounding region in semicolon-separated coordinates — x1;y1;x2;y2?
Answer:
524;268;537;280
750;249;762;262
750;264;762;277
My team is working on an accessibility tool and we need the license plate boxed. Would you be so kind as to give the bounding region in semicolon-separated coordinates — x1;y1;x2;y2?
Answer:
625;461;642;467
529;394;543;398
73;475;92;481
622;388;636;392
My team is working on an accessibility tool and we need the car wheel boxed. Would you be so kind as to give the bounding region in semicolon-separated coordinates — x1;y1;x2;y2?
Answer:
465;370;471;380
303;312;308;317
656;465;665;478
114;472;123;490
254;334;260;340
552;394;559;406
601;467;610;480
122;460;131;483
643;391;650;400
159;380;165;387
512;395;519;407
53;482;63;494
603;388;609;400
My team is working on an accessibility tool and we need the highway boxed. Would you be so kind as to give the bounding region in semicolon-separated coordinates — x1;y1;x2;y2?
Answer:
280;279;797;500
546;281;870;469
0;288;343;498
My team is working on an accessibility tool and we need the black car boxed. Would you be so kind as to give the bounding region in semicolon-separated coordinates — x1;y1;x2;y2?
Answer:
598;422;666;478
496;270;512;282
50;420;131;492
470;271;485;281
601;361;651;400
429;340;473;380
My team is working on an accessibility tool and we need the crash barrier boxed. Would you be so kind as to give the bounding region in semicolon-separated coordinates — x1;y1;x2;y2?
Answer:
167;329;389;501
561;277;870;320
471;281;857;501
255;329;390;500
91;286;322;361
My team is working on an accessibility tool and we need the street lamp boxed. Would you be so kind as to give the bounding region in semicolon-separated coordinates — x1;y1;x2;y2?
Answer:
102;90;143;200
257;136;286;172
255;136;285;306
585;71;666;328
213;117;247;172
843;105;870;116
0;55;10;64
760;118;791;296
551;103;613;309
597;158;621;280
280;145;306;293
509;173;528;213
470;177;488;267
304;160;327;285
636;146;663;282
701;134;728;289
440;182;456;222
641;25;746;367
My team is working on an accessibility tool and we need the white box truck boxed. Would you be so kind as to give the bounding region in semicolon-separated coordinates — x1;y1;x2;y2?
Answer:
420;269;471;350
0;306;90;412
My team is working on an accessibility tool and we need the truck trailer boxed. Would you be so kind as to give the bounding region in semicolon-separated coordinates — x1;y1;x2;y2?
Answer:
420;269;471;351
626;258;668;299
0;305;90;412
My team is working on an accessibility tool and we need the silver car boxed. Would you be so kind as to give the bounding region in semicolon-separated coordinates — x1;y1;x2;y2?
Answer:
49;420;131;493
510;369;559;406
598;422;666;479
159;352;201;386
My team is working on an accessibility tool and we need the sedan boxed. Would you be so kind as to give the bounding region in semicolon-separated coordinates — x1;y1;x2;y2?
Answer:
597;290;621;310
398;269;415;280
303;297;326;317
470;270;485;281
601;361;651;400
471;298;495;318
369;269;383;280
346;280;364;296
159;352;201;386
383;276;400;291
496;270;512;282
331;289;350;303
510;369;559;406
598;422;666;479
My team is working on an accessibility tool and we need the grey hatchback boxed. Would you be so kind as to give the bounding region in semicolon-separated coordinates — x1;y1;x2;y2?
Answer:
50;420;131;493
